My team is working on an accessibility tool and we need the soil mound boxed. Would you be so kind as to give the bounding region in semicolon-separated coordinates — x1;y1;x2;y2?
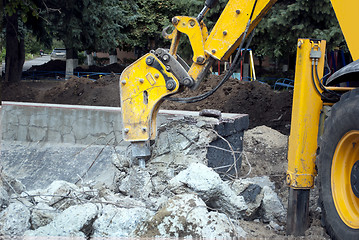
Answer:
28;60;66;72
2;73;293;134
75;63;126;73
43;74;120;107
26;60;126;74
161;74;293;134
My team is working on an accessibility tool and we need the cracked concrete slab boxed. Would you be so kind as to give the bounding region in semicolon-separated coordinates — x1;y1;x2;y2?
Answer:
1;141;125;190
1;102;248;190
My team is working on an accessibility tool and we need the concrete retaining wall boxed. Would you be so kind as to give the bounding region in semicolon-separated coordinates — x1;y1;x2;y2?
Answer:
2;102;123;145
1;102;249;189
1;102;248;146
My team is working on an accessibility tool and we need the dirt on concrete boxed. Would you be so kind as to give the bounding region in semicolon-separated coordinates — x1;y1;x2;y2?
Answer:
2;73;293;135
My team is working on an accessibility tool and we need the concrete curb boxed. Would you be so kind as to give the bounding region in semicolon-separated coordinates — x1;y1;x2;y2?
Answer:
1;101;247;146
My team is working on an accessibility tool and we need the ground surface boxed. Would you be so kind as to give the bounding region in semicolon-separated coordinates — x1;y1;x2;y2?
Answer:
1;61;331;239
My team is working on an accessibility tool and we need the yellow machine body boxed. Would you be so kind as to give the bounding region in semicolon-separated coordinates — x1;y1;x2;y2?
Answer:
120;0;277;140
170;0;277;85
120;0;358;180
120;53;179;142
171;16;208;64
286;39;326;189
204;0;276;61
119;0;359;238
330;0;359;61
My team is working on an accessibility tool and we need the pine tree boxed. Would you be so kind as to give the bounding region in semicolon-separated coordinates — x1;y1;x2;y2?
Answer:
252;0;346;58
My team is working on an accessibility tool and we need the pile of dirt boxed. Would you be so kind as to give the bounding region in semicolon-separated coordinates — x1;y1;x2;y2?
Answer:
42;74;121;107
27;60;126;74
75;63;126;73
162;74;293;135
2;73;292;134
28;60;66;72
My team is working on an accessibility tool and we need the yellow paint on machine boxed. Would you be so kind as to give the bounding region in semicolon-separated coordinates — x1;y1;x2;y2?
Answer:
120;53;179;142
204;0;277;61
286;39;326;189
330;0;359;61
331;130;359;229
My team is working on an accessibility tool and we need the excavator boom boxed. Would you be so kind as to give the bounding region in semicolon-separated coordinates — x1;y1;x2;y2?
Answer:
119;1;359;239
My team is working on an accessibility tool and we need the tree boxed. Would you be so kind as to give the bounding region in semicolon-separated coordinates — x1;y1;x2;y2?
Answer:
1;0;3;101
3;0;51;83
126;0;203;56
3;0;26;83
252;0;346;59
44;0;136;77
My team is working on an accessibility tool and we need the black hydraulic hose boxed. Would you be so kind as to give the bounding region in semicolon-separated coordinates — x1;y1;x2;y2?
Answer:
167;29;255;103
311;64;329;100
166;0;258;103
311;64;339;102
314;63;341;97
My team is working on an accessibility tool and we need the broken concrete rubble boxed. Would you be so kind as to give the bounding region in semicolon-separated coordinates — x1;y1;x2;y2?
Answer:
169;163;247;219
0;171;26;210
24;180;97;210
262;186;287;223
230;176;281;220
135;193;247;238
30;202;58;229
0;186;9;210
151;115;248;179
0;111;290;238
0;202;31;236
92;205;154;238
118;167;153;199
24;203;99;237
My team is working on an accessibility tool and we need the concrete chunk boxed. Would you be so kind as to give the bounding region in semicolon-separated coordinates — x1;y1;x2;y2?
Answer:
24;203;98;237
169;163;247;219
135;193;246;238
92;206;154;237
0;202;31;237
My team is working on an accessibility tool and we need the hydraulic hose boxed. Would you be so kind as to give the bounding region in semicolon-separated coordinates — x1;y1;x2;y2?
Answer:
166;0;259;103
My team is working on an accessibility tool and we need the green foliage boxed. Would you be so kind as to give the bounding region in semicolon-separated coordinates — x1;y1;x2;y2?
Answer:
46;0;137;53
4;0;39;23
78;51;86;65
252;0;346;58
24;33;52;54
125;0;237;60
127;0;203;49
1;48;5;60
4;0;52;50
51;39;65;49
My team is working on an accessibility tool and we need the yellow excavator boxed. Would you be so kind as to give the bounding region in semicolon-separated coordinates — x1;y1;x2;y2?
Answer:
119;0;359;239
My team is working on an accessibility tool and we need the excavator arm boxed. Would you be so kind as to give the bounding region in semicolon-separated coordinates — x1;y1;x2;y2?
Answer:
120;0;277;160
120;0;359;239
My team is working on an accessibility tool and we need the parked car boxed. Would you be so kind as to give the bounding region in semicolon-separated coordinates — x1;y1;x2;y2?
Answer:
50;48;66;61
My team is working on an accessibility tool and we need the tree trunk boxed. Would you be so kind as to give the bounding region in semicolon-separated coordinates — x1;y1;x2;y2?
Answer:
86;51;94;66
4;12;25;83
109;48;117;64
1;0;3;79
1;0;3;103
65;48;78;80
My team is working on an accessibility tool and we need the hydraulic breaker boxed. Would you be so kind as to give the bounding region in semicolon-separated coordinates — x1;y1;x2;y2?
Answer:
120;51;181;165
286;39;326;235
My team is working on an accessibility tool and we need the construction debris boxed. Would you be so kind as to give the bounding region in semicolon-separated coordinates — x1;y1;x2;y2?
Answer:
0;121;329;239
